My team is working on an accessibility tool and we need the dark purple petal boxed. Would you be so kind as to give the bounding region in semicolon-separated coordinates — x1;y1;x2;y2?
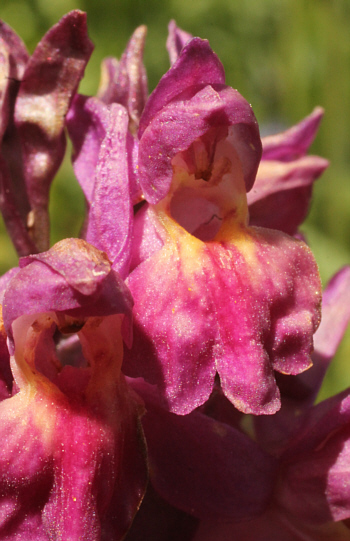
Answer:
261;107;325;162
248;155;329;234
0;37;10;141
86;104;133;278
138;38;225;138
0;21;28;139
131;378;277;521
14;10;94;251
98;26;148;132
278;390;350;524
0;20;28;77
66;94;110;204
193;508;350;541
166;20;192;65
138;85;261;203
0;155;38;255
125;483;198;541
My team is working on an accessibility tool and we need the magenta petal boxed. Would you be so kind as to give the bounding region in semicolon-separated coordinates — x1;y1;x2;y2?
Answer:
253;267;350;455
86;104;133;277
14;10;93;251
280;265;350;406
207;228;320;414
314;266;350;363
3;239;133;349
139;85;261;203
125;240;218;414
130;203;164;271
98;26;148;131
138;38;225;138
248;155;329;234
66;94;110;204
41;378;146;540
126;219;320;415
262;107;325;161
131;378;276;521
166;20;192;65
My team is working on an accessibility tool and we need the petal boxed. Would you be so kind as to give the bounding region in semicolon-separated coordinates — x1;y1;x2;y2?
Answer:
0;36;11;141
208;226;321;414
248;155;329;234
125;229;218;414
125;483;198;541
278;390;350;524
131;378;277;521
66;94;110;204
0;155;37;255
253;267;350;454
130;203;164;272
86;104;133;278
138;37;225;138
139;85;261;203
193;508;350;541
0;20;28;78
313;266;350;363
166;20;192;65
3;239;133;349
261;107;325;162
0;21;28;139
97;26;148;131
14;10;94;251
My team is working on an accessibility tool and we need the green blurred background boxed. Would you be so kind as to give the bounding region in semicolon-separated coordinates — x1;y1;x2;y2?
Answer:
0;0;349;399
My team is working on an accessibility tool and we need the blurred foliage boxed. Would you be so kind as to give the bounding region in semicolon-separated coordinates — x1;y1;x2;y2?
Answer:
0;0;349;397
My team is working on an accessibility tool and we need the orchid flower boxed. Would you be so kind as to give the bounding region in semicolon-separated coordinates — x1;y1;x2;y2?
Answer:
0;239;147;540
123;36;322;416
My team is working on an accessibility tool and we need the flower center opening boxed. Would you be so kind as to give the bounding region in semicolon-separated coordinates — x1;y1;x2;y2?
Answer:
168;127;249;241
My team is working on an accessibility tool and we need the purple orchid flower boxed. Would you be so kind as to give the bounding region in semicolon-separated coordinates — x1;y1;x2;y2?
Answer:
0;239;147;540
121;36;322;417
